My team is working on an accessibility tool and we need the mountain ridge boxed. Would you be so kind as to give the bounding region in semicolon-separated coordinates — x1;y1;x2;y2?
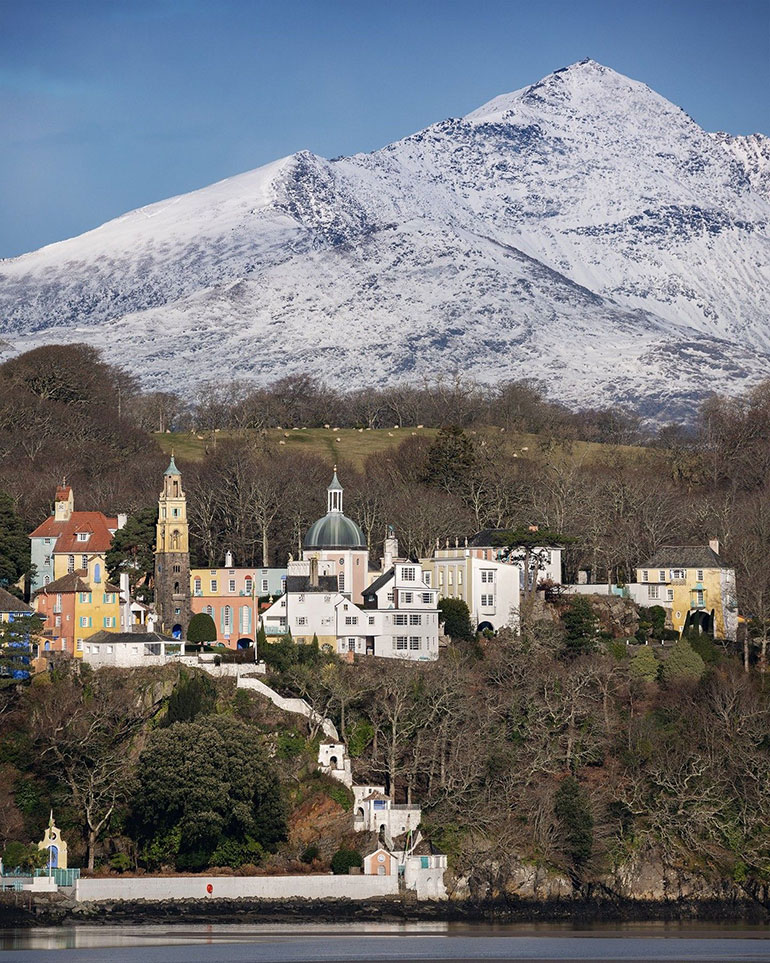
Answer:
1;59;768;420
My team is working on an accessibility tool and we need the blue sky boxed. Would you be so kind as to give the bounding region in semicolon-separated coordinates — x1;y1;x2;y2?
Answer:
1;0;768;258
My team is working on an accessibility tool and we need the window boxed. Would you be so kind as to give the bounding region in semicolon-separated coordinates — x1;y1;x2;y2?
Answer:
173;564;181;574
79;592;91;604
458;569;463;585
224;606;232;631
659;570;666;582
81;555;88;569
173;582;180;594
393;614;407;625
338;574;345;591
67;555;75;573
194;578;202;594
345;616;357;625
172;508;179;517
348;639;356;652
210;580;217;592
229;579;236;592
402;567;416;582
409;614;421;625
245;578;253;595
386;590;394;602
401;592;413;604
368;616;375;625
695;590;705;608
77;532;89;542
395;636;408;650
103;593;114;604
206;606;213;616
448;570;454;586
422;592;432;604
648;585;659;600
297;616;307;626
261;579;269;593
481;594;494;607
44;576;50;585
298;594;305;603
103;617;116;628
79;616;92;628
666;588;674;602
481;570;495;583
423;572;431;586
696;569;704;582
438;570;444;586
671;569;685;581
55;615;61;627
409;637;420;650
44;555;51;565
641;570;648;582
76;639;84;653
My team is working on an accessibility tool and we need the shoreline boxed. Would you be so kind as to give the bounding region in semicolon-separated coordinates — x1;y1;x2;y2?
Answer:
2;894;768;929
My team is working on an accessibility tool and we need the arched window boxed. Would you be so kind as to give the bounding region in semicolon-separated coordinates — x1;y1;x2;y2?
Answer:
67;555;75;573
94;563;101;583
171;530;180;550
224;606;232;632
173;480;179;497
173;582;180;594
206;605;213;616
244;577;253;596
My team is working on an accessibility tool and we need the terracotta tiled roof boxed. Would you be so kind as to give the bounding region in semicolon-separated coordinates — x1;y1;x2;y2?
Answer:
55;486;71;501
29;517;68;539
52;513;118;554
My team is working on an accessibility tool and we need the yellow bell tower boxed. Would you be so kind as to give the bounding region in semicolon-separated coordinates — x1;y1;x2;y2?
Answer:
154;455;191;637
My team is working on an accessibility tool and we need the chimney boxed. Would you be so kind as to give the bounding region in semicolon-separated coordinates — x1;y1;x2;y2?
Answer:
225;549;233;568
382;527;398;572
309;556;319;589
117;513;128;530
709;537;720;556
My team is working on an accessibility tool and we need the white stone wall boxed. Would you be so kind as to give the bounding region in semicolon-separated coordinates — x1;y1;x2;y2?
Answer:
75;874;397;902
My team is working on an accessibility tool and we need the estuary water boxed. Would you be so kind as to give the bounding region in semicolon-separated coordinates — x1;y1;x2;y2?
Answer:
1;922;769;962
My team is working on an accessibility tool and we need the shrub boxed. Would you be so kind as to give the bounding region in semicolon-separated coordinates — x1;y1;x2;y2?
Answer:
629;646;659;683
187;613;218;644
1;840;46;871
331;847;362;875
347;720;374;758
660;641;706;683
109;853;131;873
300;844;320;864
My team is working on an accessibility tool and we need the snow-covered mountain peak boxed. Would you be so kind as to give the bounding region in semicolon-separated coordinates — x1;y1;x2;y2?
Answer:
0;62;767;422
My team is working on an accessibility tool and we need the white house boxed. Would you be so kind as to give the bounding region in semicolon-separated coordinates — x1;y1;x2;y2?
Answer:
82;631;183;667
318;741;353;788
422;541;521;632
352;785;422;840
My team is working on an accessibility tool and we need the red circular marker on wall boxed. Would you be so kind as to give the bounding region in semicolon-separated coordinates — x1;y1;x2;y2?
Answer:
206;884;213;894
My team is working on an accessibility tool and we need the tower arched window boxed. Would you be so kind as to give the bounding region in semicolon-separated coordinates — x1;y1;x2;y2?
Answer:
174;582;180;594
171;530;180;550
173;480;179;497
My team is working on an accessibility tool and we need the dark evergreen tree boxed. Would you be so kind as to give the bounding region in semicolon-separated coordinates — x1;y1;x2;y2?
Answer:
106;506;157;601
554;775;593;881
438;597;475;641
164;672;216;725
0;492;32;590
561;595;599;657
423;426;476;494
187;612;217;644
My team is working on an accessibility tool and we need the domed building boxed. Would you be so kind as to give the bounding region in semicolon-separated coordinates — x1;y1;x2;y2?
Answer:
302;470;370;603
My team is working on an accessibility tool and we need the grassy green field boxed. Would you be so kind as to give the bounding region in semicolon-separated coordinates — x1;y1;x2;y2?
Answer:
155;427;656;470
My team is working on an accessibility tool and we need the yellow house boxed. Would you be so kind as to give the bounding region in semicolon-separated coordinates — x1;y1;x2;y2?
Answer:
34;555;121;658
636;541;738;641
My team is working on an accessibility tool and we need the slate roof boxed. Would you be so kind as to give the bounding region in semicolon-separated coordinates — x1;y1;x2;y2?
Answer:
468;529;562;548
639;546;728;570
364;568;394;597
0;587;33;614
33;569;120;597
285;574;339;594
87;630;174;646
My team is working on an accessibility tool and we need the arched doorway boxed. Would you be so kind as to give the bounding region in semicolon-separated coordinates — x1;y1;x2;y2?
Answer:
172;624;183;640
236;637;253;650
477;621;494;634
329;755;339;769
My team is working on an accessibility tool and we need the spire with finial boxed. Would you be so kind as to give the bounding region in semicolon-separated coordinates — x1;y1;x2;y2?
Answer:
164;450;179;476
327;466;343;513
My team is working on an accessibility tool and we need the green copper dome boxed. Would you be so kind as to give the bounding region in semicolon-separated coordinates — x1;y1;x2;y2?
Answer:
303;512;366;550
